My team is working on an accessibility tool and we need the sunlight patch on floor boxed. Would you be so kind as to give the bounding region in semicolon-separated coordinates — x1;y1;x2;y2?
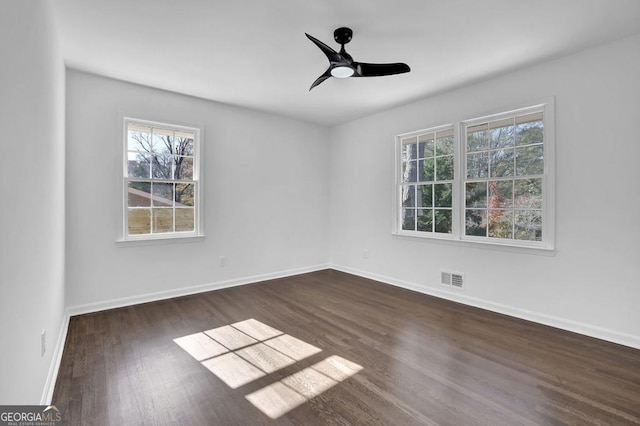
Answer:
246;355;363;419
263;334;322;361
202;352;266;389
204;325;259;350
235;343;297;374
173;319;363;419
232;318;283;340
173;332;228;361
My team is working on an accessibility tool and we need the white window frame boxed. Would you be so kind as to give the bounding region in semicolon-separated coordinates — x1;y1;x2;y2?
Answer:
395;124;459;240
394;99;555;251
117;116;204;245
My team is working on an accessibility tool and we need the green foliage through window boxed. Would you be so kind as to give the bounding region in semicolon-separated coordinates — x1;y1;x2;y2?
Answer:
464;111;544;242
400;128;454;234
397;104;550;247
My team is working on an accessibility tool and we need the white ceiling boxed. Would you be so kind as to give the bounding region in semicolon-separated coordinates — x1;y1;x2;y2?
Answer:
51;0;640;126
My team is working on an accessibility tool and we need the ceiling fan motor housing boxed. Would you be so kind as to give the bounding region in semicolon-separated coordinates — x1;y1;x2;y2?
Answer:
334;27;353;45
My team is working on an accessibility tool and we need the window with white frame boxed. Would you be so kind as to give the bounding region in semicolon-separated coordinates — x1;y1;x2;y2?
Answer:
123;118;201;240
399;126;455;234
395;102;554;249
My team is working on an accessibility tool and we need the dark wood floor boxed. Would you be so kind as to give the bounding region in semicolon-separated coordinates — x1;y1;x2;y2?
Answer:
53;270;640;425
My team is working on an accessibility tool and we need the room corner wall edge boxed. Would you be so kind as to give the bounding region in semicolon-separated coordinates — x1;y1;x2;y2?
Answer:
330;264;640;351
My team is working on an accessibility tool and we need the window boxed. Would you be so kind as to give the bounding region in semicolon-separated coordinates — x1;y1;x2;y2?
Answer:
395;101;554;249
122;118;202;241
464;110;545;242
399;126;455;234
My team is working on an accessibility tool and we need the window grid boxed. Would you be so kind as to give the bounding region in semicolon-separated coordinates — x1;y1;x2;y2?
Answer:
124;119;199;239
395;102;553;249
400;127;454;234
463;110;544;242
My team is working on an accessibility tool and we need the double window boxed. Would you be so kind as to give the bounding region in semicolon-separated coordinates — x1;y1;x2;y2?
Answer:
122;118;202;241
396;102;554;249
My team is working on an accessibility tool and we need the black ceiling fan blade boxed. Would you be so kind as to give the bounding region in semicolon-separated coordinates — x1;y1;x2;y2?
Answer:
354;62;411;77
305;27;411;90
309;68;331;91
305;33;342;63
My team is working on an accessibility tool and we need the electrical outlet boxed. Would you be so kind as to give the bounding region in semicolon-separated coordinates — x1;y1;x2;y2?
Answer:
41;330;46;357
219;256;226;267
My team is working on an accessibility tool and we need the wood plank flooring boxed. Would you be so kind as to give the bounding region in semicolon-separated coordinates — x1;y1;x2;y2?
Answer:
52;270;640;425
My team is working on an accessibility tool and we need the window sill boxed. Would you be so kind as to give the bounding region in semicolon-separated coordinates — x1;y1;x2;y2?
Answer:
392;231;555;256
116;234;206;248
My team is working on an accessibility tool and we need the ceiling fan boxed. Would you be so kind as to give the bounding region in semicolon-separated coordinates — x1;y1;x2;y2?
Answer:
305;27;410;91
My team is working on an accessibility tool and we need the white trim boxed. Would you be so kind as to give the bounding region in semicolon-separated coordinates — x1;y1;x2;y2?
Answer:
118;115;204;242
66;264;329;316
391;231;555;254
40;312;70;404
330;264;640;350
393;98;555;250
396;123;456;141
116;234;206;247
460;101;553;249
395;124;456;235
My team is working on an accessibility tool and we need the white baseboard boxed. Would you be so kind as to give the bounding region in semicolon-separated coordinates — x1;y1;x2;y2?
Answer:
66;264;329;317
40;311;70;405
43;264;328;403
331;264;640;350
44;262;638;403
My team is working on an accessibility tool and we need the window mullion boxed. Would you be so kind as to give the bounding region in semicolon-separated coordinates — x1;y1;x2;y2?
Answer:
397;102;552;249
150;181;154;235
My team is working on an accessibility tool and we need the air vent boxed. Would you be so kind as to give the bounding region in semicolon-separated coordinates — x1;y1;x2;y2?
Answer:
441;270;464;289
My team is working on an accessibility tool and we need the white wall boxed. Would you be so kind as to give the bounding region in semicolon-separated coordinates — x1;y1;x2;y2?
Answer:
329;34;640;348
3;7;637;405
0;0;66;403
65;70;330;309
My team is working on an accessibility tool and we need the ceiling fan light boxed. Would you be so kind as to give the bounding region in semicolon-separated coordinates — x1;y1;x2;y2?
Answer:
331;66;354;78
